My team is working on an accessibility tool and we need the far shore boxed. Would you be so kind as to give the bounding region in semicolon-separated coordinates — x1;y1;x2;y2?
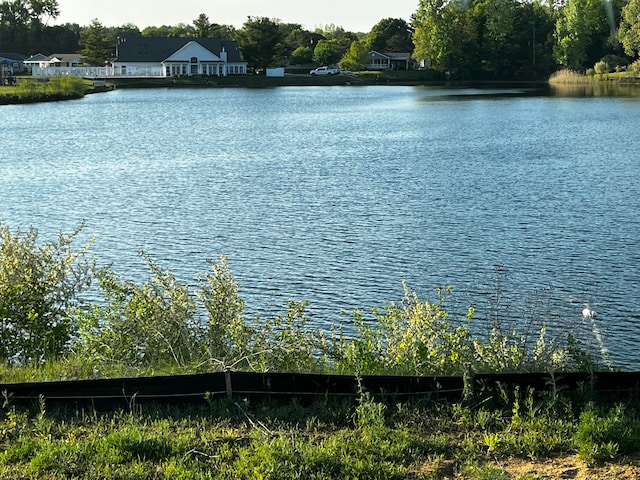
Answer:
2;70;640;105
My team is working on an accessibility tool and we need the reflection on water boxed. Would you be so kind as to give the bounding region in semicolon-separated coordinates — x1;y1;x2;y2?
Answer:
550;82;640;97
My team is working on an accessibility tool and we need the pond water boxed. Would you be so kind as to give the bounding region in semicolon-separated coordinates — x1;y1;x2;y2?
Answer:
2;85;640;368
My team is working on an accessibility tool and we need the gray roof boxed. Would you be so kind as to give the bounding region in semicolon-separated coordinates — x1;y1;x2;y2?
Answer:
24;53;48;63
47;53;82;62
0;52;26;61
115;37;244;63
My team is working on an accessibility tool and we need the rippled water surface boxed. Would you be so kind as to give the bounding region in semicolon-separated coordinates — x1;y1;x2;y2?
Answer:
2;86;640;367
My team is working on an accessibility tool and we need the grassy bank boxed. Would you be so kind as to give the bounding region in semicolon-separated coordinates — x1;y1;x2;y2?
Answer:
0;76;108;104
1;383;639;479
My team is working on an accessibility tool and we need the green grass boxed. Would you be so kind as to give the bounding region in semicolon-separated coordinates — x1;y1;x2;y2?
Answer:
1;385;639;479
0;76;101;104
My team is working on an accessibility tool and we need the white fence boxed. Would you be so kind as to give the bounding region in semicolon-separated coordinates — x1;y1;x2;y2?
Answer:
32;66;165;78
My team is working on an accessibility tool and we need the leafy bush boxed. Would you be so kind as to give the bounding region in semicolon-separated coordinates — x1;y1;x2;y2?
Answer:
45;76;87;97
0;223;94;363
1;223;602;377
322;284;474;375
75;253;200;372
594;60;609;75
573;403;640;464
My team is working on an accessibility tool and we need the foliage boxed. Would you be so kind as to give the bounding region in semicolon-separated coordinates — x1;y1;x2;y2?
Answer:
366;18;414;53
594;59;609;75
289;45;313;65
321;282;589;376
0;223;605;377
0;77;89;103
74;253;200;373
323;284;472;375
412;0;480;78
618;0;640;58
0;223;93;364
339;40;370;71
553;0;623;71
235;16;284;69
1;388;639;479
78;18;113;66
195;254;251;368
191;13;211;38
573;403;640;464
312;39;341;66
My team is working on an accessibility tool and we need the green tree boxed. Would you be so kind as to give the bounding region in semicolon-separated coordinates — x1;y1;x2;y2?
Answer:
236;16;284;70
208;22;235;40
553;0;619;70
618;0;640;58
108;22;140;42
0;0;62;52
339;40;370;70
289;45;313;65
366;18;414;52
473;0;526;78
313;39;341;65
26;0;58;24
192;13;211;37
142;22;195;38
412;0;478;78
79;18;113;66
0;223;93;363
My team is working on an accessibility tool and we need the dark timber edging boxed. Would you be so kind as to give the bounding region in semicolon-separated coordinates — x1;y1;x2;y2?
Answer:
2;371;639;411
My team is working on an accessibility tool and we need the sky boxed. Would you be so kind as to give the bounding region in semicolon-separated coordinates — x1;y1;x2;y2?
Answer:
52;0;420;33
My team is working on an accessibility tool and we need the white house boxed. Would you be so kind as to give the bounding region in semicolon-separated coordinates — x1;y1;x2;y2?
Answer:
25;53;82;69
368;51;418;71
112;37;247;77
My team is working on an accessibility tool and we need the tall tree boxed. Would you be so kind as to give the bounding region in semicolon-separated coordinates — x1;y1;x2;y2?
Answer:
108;23;140;43
79;19;113;66
339;40;370;70
28;0;58;24
192;13;211;37
312;39;340;65
618;0;640;58
412;0;478;78
289;45;313;65
367;18;414;52
553;0;619;70
235;16;284;70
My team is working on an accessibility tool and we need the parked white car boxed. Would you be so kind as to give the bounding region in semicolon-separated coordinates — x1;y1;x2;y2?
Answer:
310;66;339;75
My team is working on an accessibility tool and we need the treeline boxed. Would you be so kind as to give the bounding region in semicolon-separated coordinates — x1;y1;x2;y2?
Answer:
0;223;607;380
3;0;640;80
412;0;640;79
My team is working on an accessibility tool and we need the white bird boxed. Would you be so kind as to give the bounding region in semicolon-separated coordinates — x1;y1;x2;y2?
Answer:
582;307;595;319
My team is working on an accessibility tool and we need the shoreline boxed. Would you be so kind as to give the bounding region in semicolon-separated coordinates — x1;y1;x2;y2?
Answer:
2;71;639;105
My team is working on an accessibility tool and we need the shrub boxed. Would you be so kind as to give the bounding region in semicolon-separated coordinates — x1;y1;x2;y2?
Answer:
594;61;609;76
321;283;474;376
75;252;200;372
0;223;94;363
574;403;640;464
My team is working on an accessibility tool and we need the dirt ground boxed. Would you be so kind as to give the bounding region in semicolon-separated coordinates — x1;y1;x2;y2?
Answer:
498;454;640;479
420;454;640;479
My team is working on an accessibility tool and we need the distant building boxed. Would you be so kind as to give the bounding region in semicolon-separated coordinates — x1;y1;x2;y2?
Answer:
368;51;418;71
0;52;27;73
113;37;247;77
24;53;82;69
